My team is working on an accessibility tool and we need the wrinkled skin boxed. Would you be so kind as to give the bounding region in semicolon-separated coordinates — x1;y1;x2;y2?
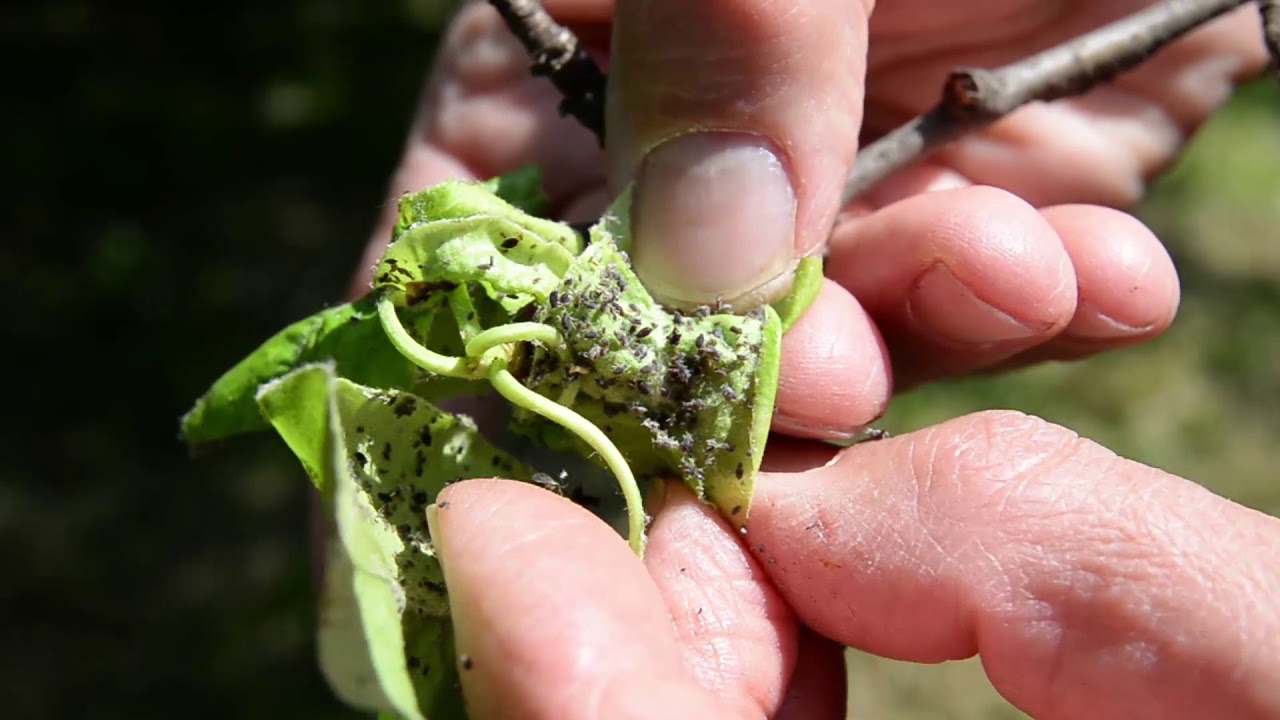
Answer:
352;2;1279;718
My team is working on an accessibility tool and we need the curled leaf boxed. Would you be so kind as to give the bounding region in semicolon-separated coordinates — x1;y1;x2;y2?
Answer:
513;232;781;520
377;182;582;315
181;296;415;446
257;363;531;718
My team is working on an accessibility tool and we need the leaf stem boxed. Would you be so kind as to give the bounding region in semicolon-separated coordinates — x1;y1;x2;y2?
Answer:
376;294;473;378
465;322;564;359
488;363;647;557
448;286;484;343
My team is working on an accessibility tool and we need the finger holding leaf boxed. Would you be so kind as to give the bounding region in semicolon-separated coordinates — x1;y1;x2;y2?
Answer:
181;170;823;717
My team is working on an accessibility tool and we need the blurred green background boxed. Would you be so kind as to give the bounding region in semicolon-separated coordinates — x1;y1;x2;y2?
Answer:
4;2;1276;718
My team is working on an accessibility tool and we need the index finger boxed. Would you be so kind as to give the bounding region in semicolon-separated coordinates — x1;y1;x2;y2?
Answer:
427;478;750;719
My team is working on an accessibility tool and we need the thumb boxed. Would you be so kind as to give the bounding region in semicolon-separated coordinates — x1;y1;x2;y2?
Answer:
606;0;870;310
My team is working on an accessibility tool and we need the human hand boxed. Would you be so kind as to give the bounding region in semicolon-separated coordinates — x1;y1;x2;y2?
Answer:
357;0;1263;442
427;412;1280;719
352;1;1278;717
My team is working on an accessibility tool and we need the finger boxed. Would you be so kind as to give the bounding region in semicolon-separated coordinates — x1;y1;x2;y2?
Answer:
745;411;1280;720
827;186;1077;388
772;278;892;441
996;204;1179;367
421;3;605;195
608;0;871;310
774;629;848;720
643;482;799;716
429;479;742;719
863;5;1266;208
352;2;608;294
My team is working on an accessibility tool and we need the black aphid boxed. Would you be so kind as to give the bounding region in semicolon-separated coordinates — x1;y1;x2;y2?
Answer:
532;472;564;495
667;364;691;384
393;396;416;418
501;237;520;249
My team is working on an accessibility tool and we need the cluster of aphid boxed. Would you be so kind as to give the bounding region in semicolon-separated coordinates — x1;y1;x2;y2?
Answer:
347;389;529;619
515;246;767;492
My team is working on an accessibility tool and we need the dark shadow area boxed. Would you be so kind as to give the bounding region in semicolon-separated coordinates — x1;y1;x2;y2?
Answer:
4;2;454;717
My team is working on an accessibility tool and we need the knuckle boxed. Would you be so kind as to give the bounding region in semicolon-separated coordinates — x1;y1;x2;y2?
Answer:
912;410;1082;504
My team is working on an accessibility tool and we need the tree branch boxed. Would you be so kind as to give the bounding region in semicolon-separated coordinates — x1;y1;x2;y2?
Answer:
487;0;607;144
1262;0;1280;76
844;0;1252;202
489;0;1259;203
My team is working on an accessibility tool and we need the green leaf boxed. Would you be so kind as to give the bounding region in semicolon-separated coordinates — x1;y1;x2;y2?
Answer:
389;180;579;265
255;361;332;491
514;232;780;520
376;180;582;315
772;255;824;332
481;166;550;216
257;363;531;719
181;296;416;446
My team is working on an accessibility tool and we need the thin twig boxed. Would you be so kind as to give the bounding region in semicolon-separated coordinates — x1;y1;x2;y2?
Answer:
487;0;607;144
844;0;1251;202
1261;0;1280;77
487;0;1255;201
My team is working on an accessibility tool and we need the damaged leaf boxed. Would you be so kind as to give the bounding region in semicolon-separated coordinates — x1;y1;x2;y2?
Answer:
257;363;531;719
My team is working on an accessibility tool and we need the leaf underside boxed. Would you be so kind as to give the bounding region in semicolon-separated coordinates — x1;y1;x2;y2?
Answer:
259;363;531;719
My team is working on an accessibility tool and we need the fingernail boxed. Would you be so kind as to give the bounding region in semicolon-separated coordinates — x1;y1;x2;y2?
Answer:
631;132;797;310
907;263;1039;346
425;502;449;568
1067;301;1154;339
771;413;863;444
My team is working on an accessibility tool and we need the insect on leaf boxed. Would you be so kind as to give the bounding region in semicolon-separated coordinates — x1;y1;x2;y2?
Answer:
257;363;531;719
